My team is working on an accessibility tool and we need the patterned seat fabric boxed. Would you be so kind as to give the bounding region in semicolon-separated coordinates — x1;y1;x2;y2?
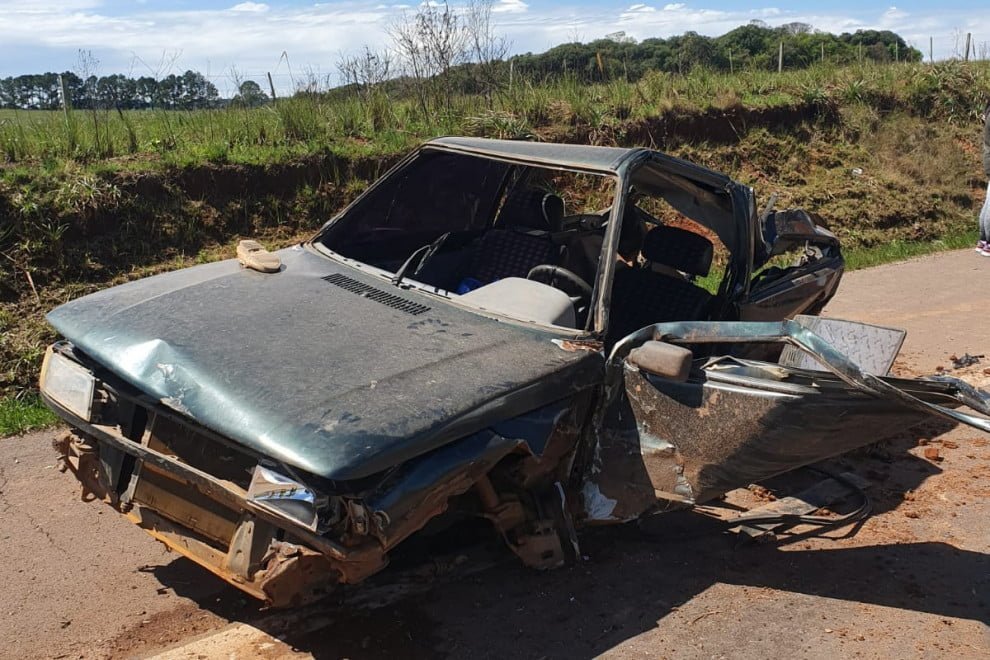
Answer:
470;229;558;284
469;188;563;284
607;225;715;344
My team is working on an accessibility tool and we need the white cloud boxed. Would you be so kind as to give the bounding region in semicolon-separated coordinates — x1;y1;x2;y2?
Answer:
493;0;528;13
1;2;988;95
884;6;908;21
230;2;269;12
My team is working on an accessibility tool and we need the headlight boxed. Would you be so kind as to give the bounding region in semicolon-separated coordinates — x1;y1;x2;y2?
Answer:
247;465;319;531
40;348;95;422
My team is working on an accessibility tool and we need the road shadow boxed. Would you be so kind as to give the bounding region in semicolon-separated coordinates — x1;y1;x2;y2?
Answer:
149;417;978;658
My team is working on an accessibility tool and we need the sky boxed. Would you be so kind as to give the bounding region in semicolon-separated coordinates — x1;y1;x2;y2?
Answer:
1;1;988;96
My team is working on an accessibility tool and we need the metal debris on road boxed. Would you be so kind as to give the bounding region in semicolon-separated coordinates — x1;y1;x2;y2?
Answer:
950;353;984;369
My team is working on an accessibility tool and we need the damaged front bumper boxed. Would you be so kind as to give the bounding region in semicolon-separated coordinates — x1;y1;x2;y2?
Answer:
41;342;588;607
49;410;386;607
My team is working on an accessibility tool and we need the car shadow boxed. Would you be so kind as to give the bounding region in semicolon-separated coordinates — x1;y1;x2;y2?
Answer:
151;417;982;658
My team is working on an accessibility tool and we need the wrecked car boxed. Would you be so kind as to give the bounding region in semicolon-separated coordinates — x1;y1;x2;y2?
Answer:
39;138;990;607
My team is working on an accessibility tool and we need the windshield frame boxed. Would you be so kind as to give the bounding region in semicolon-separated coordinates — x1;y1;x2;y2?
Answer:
311;144;624;336
308;141;750;339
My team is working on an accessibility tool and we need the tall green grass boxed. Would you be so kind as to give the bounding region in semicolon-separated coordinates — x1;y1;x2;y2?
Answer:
844;228;980;270
2;60;989;168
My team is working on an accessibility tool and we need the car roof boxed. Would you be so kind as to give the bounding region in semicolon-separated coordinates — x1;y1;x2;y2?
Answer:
426;136;649;174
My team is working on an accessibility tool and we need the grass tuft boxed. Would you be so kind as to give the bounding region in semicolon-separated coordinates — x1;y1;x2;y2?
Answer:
0;395;59;437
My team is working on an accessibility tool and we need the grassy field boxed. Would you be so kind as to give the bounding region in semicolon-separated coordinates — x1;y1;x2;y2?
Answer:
2;59;990;435
2;60;988;166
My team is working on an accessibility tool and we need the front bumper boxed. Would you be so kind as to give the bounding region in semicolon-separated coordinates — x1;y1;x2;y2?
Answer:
42;349;386;607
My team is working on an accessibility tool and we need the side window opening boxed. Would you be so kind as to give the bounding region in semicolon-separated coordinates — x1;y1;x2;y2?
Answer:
606;164;736;345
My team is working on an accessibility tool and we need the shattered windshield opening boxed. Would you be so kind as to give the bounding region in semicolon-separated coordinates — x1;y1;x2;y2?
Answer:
319;148;618;331
321;150;511;264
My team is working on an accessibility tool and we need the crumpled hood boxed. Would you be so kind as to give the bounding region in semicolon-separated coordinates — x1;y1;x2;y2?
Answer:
47;246;600;480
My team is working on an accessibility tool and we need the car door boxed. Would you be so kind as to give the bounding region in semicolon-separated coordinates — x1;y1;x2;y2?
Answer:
581;319;990;522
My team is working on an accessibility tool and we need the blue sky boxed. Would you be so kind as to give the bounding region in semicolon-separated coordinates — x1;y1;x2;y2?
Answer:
1;1;987;95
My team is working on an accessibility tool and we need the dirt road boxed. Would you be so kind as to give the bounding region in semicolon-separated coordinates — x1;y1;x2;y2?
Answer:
2;249;989;659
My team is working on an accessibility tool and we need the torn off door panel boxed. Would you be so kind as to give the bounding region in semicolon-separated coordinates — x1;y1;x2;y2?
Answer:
586;320;990;515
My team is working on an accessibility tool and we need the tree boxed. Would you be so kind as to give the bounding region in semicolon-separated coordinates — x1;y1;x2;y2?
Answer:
232;80;268;108
464;0;510;105
180;70;219;109
389;0;467;114
337;47;392;100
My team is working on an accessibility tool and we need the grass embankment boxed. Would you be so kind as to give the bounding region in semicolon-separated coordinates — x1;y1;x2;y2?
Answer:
2;60;990;435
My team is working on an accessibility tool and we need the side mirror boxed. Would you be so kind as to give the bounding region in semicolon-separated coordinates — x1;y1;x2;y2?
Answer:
627;341;692;382
763;209;840;258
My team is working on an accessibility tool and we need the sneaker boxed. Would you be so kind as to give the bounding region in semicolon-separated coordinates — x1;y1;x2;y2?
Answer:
981;247;990;257
977;240;988;253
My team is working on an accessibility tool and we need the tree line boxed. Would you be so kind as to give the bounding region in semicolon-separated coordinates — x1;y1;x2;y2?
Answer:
0;71;270;111
1;17;921;111
508;22;922;83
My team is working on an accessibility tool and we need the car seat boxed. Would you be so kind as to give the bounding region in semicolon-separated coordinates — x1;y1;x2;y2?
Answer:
468;188;564;284
607;225;715;343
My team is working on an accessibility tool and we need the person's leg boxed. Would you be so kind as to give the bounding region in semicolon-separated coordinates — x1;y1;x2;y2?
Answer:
980;182;990;254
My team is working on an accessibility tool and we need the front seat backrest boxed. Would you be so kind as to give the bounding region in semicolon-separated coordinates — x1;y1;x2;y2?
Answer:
497;187;564;232
641;224;714;277
607;225;715;344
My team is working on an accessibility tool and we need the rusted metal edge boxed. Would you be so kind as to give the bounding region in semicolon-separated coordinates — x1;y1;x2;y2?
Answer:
124;504;269;601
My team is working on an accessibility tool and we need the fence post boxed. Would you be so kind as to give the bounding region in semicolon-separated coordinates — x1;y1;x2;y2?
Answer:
895;41;898;62
821;42;825;63
778;41;783;73
57;74;70;117
930;36;934;63
729;49;733;74
965;33;972;61
267;72;277;101
57;74;74;152
509;58;514;92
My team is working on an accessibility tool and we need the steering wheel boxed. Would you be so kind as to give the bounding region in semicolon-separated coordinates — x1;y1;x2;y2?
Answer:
526;265;594;309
